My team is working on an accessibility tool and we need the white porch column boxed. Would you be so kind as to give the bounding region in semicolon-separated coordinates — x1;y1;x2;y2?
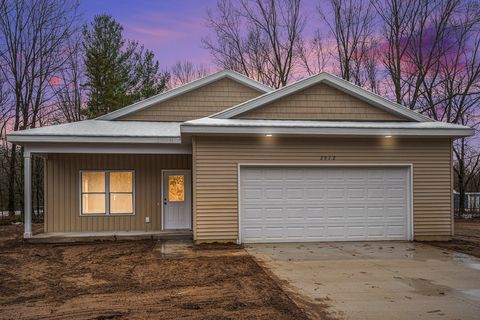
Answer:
23;150;32;238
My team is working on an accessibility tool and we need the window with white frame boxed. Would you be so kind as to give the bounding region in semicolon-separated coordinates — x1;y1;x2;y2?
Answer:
81;171;134;215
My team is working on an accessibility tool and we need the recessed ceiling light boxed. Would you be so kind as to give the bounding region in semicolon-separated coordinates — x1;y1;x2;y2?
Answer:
385;135;392;138
265;134;273;137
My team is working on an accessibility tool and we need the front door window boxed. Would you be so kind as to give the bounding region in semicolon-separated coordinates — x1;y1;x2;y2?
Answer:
168;175;185;202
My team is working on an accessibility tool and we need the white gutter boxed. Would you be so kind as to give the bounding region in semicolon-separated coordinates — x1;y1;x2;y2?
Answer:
181;124;474;138
7;135;182;144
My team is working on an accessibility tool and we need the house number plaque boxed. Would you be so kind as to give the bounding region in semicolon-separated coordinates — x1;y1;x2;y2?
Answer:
319;155;336;160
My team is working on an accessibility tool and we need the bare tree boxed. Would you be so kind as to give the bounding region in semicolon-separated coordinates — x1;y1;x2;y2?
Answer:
363;40;381;94
0;0;79;214
405;0;467;109
0;75;10;137
170;60;211;87
203;0;306;88
454;105;480;215
372;0;472;109
51;34;85;123
0;74;10;212
418;2;480;117
319;0;375;86
370;0;422;104
417;1;480;214
297;30;328;76
454;136;480;215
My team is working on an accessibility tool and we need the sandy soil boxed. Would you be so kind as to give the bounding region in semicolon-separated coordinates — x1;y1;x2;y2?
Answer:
0;224;310;320
430;219;480;258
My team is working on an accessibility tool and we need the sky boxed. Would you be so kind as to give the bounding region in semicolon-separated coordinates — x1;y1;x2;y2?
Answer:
81;0;319;70
81;0;227;68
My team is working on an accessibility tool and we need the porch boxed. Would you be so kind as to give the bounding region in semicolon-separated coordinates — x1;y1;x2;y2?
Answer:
10;120;193;239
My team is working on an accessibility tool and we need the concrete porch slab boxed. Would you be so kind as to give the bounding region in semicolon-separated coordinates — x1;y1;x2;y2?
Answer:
27;230;192;243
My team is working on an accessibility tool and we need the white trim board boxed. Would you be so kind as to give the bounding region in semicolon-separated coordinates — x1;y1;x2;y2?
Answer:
181;123;473;138
8;135;181;144
97;70;273;121
236;163;414;244
23;143;192;156
211;72;432;122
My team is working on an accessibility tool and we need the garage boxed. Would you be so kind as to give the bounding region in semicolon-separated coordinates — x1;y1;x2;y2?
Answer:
239;166;411;243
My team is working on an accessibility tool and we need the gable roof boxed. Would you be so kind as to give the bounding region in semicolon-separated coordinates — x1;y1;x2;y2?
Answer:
210;72;432;122
97;70;273;121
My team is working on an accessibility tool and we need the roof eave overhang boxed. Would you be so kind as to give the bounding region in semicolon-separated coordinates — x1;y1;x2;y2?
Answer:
7;135;183;145
181;125;474;138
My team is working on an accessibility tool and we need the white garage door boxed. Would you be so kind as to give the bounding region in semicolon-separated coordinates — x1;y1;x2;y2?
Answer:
240;166;411;243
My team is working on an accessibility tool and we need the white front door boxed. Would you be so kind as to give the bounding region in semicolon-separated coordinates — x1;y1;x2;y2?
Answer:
163;170;192;230
240;166;411;243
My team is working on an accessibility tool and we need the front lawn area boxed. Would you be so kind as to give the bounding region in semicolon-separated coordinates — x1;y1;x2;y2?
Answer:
0;224;309;320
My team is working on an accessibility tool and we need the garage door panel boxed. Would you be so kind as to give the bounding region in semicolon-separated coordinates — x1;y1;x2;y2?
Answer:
240;166;410;243
326;188;345;199
262;169;281;179
386;206;406;217
243;207;262;219
347;188;365;198
367;188;385;199
345;207;366;218
243;187;262;200
347;226;367;237
387;188;405;199
284;168;305;179
264;188;283;199
306;188;325;199
305;207;327;218
286;188;304;199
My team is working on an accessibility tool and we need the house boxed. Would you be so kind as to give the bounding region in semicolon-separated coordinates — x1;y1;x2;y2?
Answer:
7;70;474;243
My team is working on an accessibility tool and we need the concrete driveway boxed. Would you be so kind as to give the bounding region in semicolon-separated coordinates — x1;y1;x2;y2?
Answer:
246;242;480;320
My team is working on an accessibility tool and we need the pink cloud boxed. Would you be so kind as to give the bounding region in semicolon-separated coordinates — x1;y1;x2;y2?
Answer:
49;76;62;86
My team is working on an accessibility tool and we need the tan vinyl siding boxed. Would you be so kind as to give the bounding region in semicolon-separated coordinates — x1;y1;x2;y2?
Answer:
119;78;263;121
193;136;453;242
236;82;406;121
45;154;191;232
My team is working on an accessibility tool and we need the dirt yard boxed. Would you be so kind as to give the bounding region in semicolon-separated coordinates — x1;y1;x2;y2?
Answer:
430;218;480;258
0;224;310;320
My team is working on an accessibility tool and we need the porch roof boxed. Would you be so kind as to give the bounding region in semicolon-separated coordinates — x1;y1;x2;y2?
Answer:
7;120;182;144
